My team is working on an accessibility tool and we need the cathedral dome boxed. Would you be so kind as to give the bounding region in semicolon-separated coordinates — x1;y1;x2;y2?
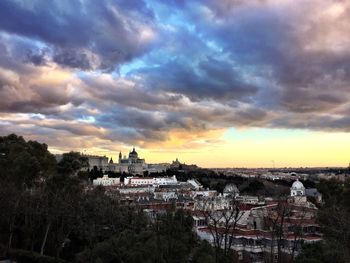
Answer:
291;179;305;197
130;147;137;155
129;147;138;159
291;179;304;190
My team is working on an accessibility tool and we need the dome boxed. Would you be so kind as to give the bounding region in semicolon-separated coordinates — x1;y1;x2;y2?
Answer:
130;147;137;155
129;148;138;159
291;179;304;190
223;184;239;194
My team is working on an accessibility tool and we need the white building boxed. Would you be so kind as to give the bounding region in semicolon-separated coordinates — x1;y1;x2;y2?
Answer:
93;174;120;186
187;179;203;190
290;179;305;197
290;179;309;205
154;175;178;185
124;175;178;187
124;177;154;186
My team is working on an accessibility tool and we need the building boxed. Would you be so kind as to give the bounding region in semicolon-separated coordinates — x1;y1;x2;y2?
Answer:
124;175;178;187
170;158;182;169
124;177;154;186
187;179;203;190
82;154;109;171
290;179;305;197
305;188;322;203
93;174;120;186
223;183;240;197
108;148;168;175
196;200;321;263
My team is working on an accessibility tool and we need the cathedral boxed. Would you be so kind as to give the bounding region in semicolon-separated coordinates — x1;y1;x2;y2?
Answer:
119;148;145;164
107;148;147;174
83;148;168;175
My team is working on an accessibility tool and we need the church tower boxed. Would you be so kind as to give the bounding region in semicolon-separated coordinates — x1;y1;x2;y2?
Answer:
119;151;122;164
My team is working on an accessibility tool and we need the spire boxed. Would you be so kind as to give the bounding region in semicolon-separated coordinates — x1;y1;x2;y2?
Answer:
119;151;122;164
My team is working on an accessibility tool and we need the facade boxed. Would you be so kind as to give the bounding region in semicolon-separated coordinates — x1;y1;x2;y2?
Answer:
92;174;120;186
124;175;178;187
124;177;154;186
86;155;109;170
108;148;168;175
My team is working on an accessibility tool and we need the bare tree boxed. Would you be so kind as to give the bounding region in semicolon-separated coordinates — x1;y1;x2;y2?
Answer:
254;199;315;263
197;195;243;263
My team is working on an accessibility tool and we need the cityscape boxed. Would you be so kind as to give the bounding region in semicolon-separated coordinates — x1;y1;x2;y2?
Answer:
0;139;349;263
1;0;350;263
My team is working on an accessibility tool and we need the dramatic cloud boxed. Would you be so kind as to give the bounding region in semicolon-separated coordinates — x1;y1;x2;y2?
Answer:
0;0;157;70
0;0;350;155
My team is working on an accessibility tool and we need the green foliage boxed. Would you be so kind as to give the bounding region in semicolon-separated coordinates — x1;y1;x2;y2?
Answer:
241;179;265;194
191;241;215;263
316;178;344;205
89;166;103;180
295;242;346;263
296;178;350;262
57;152;88;175
76;210;209;263
0;134;56;187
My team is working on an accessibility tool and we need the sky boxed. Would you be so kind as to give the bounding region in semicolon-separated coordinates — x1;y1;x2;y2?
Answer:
1;0;350;168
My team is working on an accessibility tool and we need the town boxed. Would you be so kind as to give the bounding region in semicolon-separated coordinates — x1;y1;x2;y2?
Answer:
55;147;346;262
1;135;350;263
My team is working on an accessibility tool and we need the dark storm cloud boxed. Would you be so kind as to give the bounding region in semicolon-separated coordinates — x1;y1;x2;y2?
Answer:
271;114;350;133
180;0;350;119
24;50;47;66
135;57;258;102
53;49;92;70
79;74;185;111
0;0;157;70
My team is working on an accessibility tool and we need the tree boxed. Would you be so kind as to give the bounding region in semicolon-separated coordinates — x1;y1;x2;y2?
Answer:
197;195;242;263
0;134;56;187
295;242;346;263
0;134;57;257
57;152;88;176
316;178;350;261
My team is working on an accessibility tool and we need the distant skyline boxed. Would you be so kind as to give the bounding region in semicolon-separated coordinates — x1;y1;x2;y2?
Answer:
1;0;350;168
